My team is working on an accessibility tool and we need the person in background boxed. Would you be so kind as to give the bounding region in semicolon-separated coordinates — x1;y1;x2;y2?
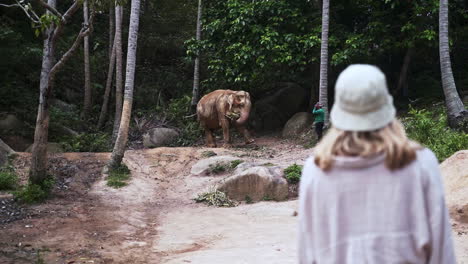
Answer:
299;64;456;264
312;102;325;140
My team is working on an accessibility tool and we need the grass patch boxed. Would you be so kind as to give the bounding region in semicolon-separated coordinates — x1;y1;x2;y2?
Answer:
13;176;55;204
262;162;276;167
402;107;468;161
201;151;217;157
194;189;237;207
208;162;227;174
0;166;18;190
230;159;243;169
284;164;303;184
106;164;131;188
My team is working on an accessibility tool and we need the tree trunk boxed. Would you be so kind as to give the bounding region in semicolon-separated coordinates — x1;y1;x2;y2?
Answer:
318;0;330;125
81;0;91;119
190;0;203;112
439;0;468;130
112;5;124;143
394;47;412;98
108;0;141;168
29;0;56;184
97;42;116;129
108;6;115;60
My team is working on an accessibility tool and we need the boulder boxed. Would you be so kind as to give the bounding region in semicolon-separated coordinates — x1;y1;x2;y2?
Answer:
191;156;240;176
0;114;24;134
282;112;313;138
217;165;288;202
143;128;179;148
51;99;78;113
2;135;33;152
0;138;15;166
25;142;64;153
440;150;468;223
250;83;308;132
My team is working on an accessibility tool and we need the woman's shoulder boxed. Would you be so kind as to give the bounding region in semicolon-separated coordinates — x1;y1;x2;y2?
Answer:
415;147;439;166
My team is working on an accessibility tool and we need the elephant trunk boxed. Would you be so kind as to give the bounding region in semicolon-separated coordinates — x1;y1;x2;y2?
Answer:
235;102;251;126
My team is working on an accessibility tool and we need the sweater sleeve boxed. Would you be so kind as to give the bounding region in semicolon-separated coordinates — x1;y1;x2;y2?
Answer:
422;150;456;264
298;158;316;264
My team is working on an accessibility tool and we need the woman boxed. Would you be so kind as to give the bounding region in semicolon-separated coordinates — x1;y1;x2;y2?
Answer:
298;64;455;263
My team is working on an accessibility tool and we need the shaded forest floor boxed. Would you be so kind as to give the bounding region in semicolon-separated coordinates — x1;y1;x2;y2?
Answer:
0;136;467;263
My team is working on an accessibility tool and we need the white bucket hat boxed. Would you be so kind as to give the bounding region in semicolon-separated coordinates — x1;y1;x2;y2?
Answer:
330;64;396;131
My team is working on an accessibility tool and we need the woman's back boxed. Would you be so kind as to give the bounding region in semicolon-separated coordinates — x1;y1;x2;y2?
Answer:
299;148;455;264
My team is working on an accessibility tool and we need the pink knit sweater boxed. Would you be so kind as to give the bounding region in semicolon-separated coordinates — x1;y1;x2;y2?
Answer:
298;148;456;264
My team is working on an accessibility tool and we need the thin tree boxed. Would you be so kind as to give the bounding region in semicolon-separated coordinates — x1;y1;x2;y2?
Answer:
318;0;330;125
190;0;203;112
112;5;124;142
4;0;94;183
97;6;117;129
439;0;468;130
82;0;92;118
108;0;141;168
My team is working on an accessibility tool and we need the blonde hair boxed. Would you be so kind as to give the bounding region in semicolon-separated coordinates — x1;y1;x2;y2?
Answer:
314;119;421;171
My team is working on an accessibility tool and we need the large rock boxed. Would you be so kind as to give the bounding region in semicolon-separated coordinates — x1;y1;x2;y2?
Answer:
250;83;308;132
25;142;64;153
440;150;468;223
0;114;24;134
143;128;179;148
0;138;15;166
191;156;241;176
217;165;288;201
282;112;313;138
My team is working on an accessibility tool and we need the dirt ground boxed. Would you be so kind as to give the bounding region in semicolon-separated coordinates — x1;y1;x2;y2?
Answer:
0;137;467;263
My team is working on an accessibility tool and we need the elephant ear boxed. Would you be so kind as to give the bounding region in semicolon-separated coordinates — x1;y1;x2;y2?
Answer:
227;93;234;110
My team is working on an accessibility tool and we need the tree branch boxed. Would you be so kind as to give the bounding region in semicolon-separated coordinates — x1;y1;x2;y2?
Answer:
37;0;62;18
51;0;82;47
49;11;95;84
2;1;41;24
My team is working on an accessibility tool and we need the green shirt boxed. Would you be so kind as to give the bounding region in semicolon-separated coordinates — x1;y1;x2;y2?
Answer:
312;107;324;123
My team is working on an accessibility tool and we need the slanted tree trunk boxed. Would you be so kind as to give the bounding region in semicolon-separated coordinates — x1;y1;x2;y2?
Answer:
112;5;124;142
439;0;468;130
108;0;141;168
81;0;91;118
108;6;115;60
190;0;203;112
318;0;330;125
97;42;116;129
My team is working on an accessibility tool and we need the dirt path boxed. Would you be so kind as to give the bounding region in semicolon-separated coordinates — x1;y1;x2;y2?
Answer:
0;138;467;263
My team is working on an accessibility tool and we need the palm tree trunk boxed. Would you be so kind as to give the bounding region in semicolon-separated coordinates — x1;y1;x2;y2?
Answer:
190;0;203;112
439;0;468;130
108;0;141;168
112;5;124;142
81;0;92;119
318;0;330;125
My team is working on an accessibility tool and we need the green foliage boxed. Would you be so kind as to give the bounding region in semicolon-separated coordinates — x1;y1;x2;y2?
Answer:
208;162;227;174
106;164;131;188
194;189;237;207
60;133;111;152
403;107;468;161
0;166;18;191
230;159;243;169
14;176;55;204
166;96;203;146
284;163;302;184
201;151;217;157
245;195;253;204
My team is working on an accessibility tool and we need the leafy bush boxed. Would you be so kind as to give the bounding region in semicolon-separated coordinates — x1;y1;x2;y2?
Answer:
194;189;236;207
284;164;303;184
208;162;227;174
230;160;243;169
106;164;131;188
60;132;111;152
0;167;18;190
14;176;55;204
402;108;468;161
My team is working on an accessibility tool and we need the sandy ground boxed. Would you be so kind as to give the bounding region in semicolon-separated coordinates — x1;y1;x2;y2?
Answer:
0;137;466;263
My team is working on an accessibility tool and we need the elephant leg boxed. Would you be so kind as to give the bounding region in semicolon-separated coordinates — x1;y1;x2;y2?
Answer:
204;128;216;148
220;118;231;148
236;125;254;144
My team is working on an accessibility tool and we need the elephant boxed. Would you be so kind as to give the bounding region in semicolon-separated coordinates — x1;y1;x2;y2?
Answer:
197;89;255;147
